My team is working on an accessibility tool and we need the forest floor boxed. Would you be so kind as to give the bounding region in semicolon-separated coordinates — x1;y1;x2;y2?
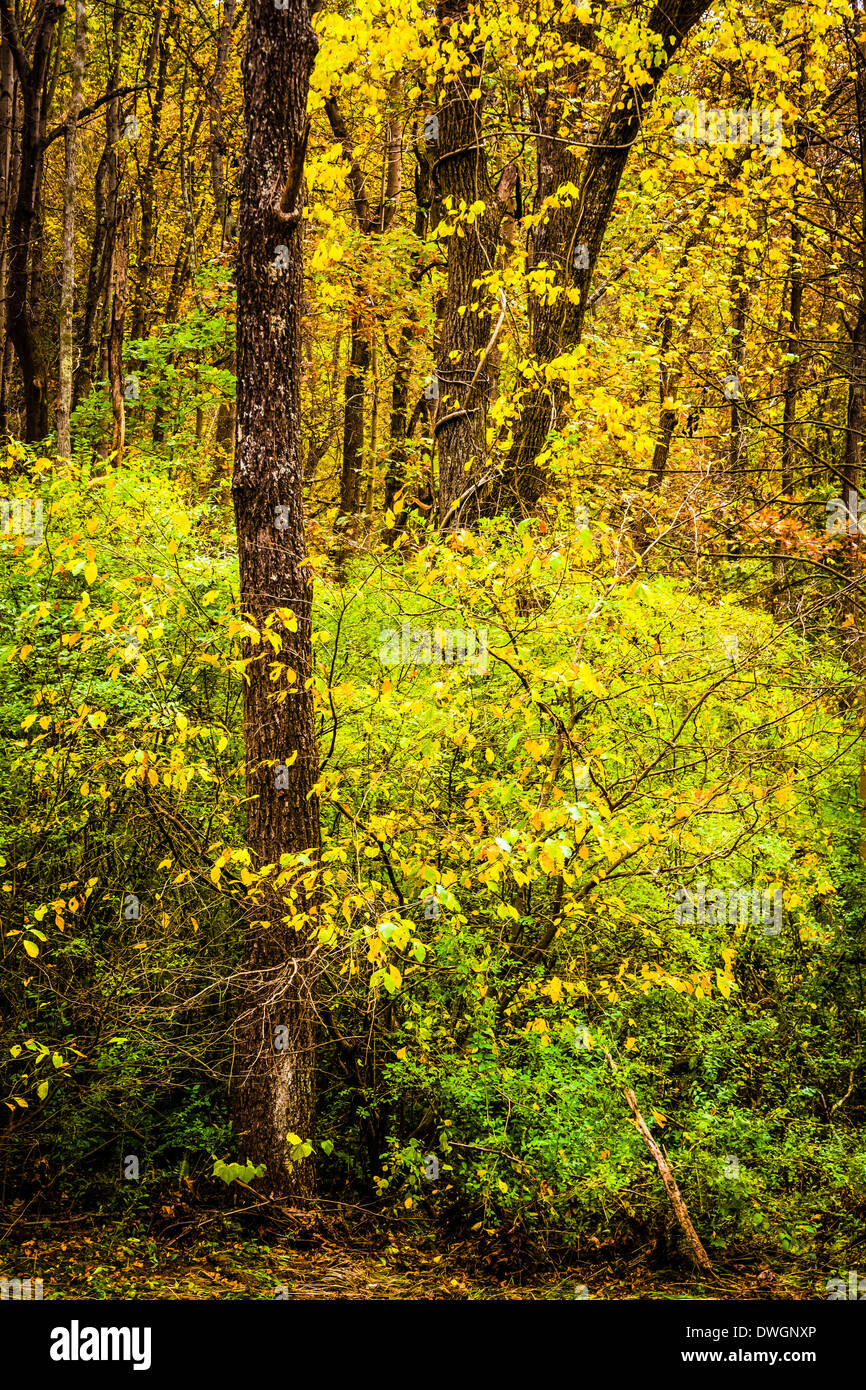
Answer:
0;1219;830;1300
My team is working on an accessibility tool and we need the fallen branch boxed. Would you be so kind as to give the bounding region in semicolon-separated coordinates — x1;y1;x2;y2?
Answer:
604;1050;713;1274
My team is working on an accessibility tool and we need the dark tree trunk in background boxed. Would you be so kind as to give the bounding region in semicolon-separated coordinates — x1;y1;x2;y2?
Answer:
781;221;803;494
384;127;433;522
502;0;710;515
840;29;866;641
106;192;132;463
130;0;174;341
841;300;866;629
727;248;748;477
339;306;369;520
0;35;16;436
433;0;506;523
231;0;320;1197
0;0;65;441
324;93;401;530
209;0;237;239
385;127;433;507
57;0;86;459
74;0;124;405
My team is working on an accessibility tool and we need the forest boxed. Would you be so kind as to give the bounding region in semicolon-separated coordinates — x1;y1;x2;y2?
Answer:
0;0;864;1309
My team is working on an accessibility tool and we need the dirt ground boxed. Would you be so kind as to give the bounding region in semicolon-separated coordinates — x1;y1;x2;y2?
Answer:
0;1219;832;1300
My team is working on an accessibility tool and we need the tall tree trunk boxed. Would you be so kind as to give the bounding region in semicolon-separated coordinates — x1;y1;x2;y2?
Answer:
727;248;747;477
384;129;433;520
339;301;369;521
73;138;111;403
56;0;86;460
501;0;710;514
73;0;123;405
0;0;65;441
364;331;379;522
781;221;803;494
324;93;401;532
130;0;173;341
433;0;505;522
209;0;237;237
151;245;189;445
231;0;320;1196
107;192;132;463
0;35;15;436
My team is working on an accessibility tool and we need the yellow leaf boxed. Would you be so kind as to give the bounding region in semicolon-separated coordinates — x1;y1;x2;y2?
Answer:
83;561;97;584
578;662;607;697
24;939;39;957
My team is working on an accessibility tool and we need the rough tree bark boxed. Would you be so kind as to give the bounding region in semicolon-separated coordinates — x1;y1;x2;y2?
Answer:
383;130;434;520
73;0;124;406
56;0;86;459
432;0;510;523
781;220;803;494
209;0;237;238
0;0;65;440
106;192;132;463
324;93;401;528
501;0;710;514
130;0;175;341
0;34;16;436
231;0;321;1196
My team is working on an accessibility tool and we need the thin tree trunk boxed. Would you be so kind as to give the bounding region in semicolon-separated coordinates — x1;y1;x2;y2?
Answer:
324;93;401;533
151;245;189;445
73;0;123;404
622;1084;714;1273
781;221;803;494
209;0;237;237
56;0;86;460
841;301;866;630
130;1;174;341
603;1050;712;1273
231;0;320;1197
339;302;369;521
107;192;132;463
73;139;110;403
384;131;433;523
727;248;747;476
364;330;378;521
